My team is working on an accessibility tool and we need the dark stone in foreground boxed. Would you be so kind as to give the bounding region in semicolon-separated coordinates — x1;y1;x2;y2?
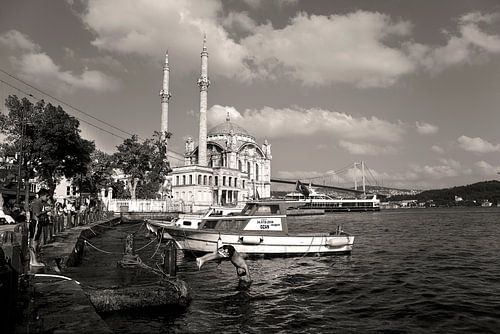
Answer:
88;278;190;313
29;279;114;334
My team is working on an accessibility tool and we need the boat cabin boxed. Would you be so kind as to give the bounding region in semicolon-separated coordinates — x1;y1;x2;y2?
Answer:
198;201;292;234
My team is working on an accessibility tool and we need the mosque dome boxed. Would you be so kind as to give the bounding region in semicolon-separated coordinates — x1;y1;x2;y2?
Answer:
208;117;249;137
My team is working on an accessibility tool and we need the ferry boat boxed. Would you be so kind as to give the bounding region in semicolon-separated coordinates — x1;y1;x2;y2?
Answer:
284;188;380;212
152;200;354;257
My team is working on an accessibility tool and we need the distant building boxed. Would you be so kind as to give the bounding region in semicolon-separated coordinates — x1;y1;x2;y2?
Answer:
161;37;272;211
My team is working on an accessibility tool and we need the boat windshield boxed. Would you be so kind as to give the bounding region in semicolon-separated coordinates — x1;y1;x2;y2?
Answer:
241;203;281;215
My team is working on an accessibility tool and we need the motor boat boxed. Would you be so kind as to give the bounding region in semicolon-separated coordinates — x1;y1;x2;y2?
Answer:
153;200;354;257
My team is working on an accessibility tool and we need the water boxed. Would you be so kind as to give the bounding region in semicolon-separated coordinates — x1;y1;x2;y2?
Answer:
100;208;500;333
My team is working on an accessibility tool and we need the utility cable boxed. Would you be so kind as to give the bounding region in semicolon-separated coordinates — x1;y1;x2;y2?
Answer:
0;68;136;138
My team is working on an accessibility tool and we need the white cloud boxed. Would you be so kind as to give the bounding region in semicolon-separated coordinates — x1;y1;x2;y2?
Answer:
457;135;500;153
410;159;471;179
78;3;500;88
242;11;415;87
11;52;119;94
431;145;445;154
0;30;40;52
416;121;439;135
1;30;119;94
81;0;252;80
474;160;500;175
408;12;500;72
338;140;397;155
222;12;257;33
208;104;405;142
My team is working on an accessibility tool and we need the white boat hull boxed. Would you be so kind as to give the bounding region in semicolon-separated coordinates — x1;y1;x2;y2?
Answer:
166;228;354;257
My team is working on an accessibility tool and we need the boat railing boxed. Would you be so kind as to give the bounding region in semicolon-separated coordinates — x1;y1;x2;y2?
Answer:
202;214;287;221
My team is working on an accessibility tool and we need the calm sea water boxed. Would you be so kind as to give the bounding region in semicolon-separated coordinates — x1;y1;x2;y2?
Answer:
100;208;500;333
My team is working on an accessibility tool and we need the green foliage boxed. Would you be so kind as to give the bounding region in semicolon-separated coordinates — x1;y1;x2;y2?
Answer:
1;95;95;194
110;180;129;199
112;131;171;199
75;150;114;194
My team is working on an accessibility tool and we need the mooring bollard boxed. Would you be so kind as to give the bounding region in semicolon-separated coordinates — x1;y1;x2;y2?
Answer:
124;233;134;255
163;239;177;277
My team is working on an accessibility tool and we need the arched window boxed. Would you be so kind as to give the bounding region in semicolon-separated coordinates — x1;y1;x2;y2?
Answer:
234;178;238;187
189;175;193;185
182;175;186;185
228;177;232;187
223;176;226;186
209;176;213;185
238;160;242;171
203;175;207;185
247;161;251;175
255;163;259;181
215;176;218;186
176;176;179;185
242;180;246;189
198;175;202;185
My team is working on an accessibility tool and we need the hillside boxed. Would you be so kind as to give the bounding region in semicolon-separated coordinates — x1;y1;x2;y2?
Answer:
388;180;500;206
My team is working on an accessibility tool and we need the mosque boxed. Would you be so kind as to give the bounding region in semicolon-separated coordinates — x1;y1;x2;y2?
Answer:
161;37;272;211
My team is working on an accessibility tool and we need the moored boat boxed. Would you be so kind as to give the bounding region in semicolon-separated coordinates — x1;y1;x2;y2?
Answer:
146;206;243;237
155;200;354;258
284;188;380;212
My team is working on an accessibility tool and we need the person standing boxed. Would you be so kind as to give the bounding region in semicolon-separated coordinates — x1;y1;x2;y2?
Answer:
29;188;49;267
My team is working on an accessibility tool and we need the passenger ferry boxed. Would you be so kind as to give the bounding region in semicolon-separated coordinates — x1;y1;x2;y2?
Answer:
284;188;380;212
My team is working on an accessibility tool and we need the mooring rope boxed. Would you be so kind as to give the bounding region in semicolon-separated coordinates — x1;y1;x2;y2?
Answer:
150;239;163;259
135;238;156;252
299;236;316;259
83;238;121;255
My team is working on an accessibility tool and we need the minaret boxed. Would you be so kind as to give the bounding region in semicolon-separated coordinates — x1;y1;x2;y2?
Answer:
197;35;210;166
159;51;171;140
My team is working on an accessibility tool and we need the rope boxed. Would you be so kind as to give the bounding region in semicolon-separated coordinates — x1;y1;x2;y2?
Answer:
299;236;316;258
83;239;120;255
135;238;156;252
132;222;146;235
150;239;163;259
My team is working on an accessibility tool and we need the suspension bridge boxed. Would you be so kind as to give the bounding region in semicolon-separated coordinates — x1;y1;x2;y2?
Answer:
271;161;382;196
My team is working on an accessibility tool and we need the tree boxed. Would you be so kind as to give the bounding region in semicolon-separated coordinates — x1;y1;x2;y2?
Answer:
75;150;114;195
113;135;150;199
112;131;171;199
1;95;95;195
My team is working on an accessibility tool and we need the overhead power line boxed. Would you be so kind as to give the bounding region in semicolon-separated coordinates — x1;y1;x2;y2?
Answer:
0;78;128;140
0;68;136;138
0;74;186;157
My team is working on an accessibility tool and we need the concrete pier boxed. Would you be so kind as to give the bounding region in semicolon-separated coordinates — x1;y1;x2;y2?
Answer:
1;216;190;333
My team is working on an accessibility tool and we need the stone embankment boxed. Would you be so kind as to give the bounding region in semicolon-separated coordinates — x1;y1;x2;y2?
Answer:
0;216;190;333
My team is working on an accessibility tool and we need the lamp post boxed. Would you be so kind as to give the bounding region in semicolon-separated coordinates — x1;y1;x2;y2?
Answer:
15;111;26;206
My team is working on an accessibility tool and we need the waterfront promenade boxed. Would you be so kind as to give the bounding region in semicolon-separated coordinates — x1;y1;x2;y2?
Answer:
0;214;189;333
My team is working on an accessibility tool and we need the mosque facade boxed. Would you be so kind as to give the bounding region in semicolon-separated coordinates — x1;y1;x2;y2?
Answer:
161;37;272;211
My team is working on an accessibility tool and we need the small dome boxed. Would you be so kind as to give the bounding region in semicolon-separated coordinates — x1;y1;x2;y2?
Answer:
208;118;249;136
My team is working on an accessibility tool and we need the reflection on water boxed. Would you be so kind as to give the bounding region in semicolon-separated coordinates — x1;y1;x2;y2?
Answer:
99;208;500;333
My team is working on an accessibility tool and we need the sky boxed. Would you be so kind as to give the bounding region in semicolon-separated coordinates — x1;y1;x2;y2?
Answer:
1;0;500;190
